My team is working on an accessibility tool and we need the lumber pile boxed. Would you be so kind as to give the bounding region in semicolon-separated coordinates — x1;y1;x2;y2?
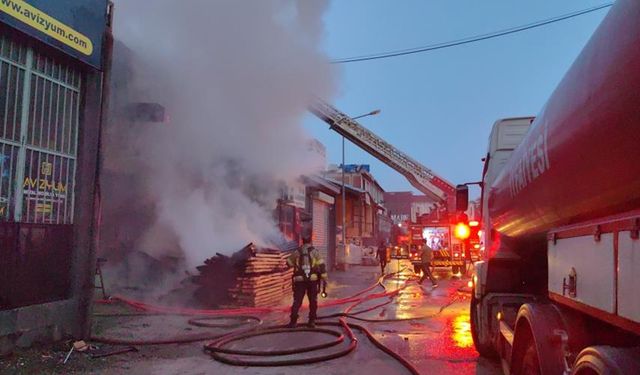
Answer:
229;248;292;307
193;243;292;308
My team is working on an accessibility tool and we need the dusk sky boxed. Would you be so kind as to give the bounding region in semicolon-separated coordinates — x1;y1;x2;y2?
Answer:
304;0;610;198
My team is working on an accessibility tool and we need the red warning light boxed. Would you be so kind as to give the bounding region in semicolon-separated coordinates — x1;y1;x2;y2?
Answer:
454;222;471;240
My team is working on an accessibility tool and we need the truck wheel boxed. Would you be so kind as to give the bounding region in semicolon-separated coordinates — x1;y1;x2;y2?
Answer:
470;293;497;358
515;341;541;375
573;346;640;375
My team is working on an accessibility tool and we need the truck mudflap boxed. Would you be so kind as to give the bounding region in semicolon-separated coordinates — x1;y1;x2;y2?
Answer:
509;303;570;375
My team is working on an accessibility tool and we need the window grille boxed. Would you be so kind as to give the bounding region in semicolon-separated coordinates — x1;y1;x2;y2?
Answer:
0;34;80;224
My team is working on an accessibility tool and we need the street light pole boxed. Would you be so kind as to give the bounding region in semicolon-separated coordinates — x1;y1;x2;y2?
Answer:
340;109;380;269
342;135;346;268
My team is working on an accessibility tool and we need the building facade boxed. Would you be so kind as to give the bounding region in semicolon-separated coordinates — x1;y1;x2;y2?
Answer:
324;164;390;248
384;191;437;225
0;1;113;353
305;175;339;268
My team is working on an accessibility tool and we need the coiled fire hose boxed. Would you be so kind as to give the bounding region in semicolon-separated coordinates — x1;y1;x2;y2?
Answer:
202;270;422;373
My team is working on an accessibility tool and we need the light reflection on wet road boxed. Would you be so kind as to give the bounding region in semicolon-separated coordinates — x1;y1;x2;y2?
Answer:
369;262;501;374
452;314;474;349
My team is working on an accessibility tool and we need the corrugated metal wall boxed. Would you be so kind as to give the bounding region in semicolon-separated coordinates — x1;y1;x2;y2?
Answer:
312;199;330;262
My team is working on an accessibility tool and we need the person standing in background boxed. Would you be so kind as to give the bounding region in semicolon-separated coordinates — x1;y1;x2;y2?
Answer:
419;243;438;288
376;240;388;274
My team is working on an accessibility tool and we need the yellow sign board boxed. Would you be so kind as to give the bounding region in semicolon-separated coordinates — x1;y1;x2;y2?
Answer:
0;0;93;56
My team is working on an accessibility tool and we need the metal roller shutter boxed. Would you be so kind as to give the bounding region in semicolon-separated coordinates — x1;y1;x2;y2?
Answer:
312;199;330;262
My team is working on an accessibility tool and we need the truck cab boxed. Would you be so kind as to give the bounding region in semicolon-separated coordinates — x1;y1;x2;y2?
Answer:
481;117;533;255
472;113;640;374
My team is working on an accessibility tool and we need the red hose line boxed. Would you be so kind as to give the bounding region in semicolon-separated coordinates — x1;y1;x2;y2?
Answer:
317;297;395;319
187;315;261;329
205;326;345;356
94;267;412;318
204;274;417;371
321;321;421;375
207;332;358;367
92;268;421;372
91;315;263;346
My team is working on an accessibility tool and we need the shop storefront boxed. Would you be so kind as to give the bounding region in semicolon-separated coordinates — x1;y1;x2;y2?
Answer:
0;0;112;352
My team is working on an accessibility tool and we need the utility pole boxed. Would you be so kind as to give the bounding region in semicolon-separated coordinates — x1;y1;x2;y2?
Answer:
340;109;380;269
342;134;346;268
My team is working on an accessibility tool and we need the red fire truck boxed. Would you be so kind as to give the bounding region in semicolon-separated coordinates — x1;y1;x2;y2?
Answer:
469;1;640;373
407;217;467;274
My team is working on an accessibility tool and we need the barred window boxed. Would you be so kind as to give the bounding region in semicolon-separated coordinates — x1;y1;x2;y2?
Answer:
0;34;80;224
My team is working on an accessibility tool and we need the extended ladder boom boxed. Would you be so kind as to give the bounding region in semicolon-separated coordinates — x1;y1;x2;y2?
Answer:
309;100;455;203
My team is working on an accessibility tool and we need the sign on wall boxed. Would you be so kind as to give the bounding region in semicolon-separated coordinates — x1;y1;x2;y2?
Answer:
21;152;74;224
0;0;108;69
341;164;370;173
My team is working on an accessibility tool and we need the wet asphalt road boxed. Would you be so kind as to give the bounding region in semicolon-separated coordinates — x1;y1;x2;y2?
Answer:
327;261;503;375
374;268;502;374
86;261;502;375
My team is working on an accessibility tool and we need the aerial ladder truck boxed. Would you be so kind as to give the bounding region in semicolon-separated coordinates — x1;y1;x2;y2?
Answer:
309;100;469;273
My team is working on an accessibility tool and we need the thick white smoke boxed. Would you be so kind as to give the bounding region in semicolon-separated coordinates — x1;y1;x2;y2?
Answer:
110;0;336;268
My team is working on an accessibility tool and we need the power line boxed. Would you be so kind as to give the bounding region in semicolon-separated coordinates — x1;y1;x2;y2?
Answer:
331;2;613;64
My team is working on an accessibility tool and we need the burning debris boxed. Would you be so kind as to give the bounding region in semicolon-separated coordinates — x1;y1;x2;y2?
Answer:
192;243;293;308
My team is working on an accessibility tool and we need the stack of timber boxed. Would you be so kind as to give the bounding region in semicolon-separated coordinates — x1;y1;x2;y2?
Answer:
192;244;253;308
229;248;292;307
192;243;292;308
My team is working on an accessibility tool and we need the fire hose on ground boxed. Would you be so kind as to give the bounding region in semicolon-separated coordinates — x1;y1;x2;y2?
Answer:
91;268;457;374
203;272;417;372
90;315;264;346
91;270;401;345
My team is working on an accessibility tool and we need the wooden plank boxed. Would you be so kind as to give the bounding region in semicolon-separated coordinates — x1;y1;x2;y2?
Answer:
226;249;294;306
233;290;289;295
236;277;290;284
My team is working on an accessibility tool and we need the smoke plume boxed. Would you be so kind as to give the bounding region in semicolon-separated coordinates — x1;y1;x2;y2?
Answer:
105;0;336;269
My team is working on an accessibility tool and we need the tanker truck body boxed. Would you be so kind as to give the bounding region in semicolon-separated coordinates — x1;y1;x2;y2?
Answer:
471;0;640;373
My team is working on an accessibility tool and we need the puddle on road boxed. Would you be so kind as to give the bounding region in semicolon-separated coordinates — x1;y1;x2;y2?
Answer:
394;287;426;320
422;312;477;361
451;314;474;348
391;311;478;363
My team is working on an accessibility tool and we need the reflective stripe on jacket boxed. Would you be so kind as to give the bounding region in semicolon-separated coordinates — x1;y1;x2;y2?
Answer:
287;244;328;282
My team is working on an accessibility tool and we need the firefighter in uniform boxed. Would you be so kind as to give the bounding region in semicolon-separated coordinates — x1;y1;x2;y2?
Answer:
286;236;328;328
